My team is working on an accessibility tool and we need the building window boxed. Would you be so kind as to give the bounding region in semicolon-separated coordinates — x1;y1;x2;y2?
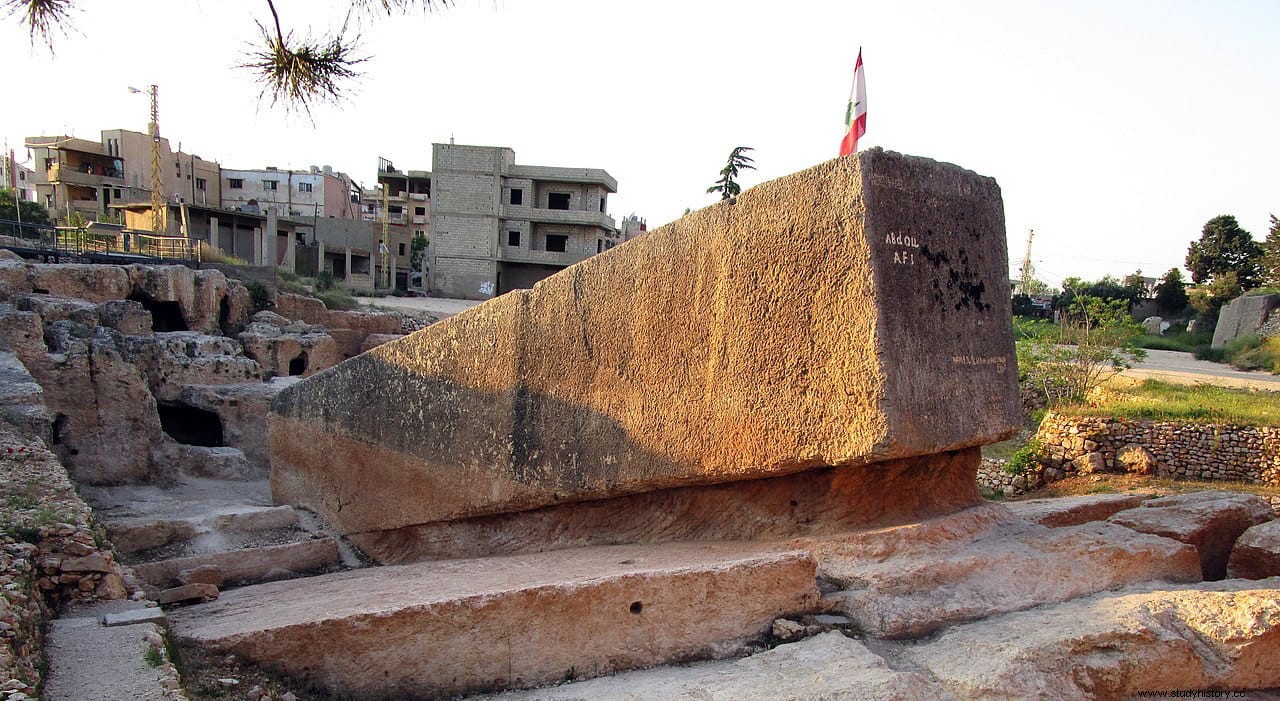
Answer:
545;234;568;252
547;192;570;210
507;230;520;246
599;196;606;213
113;189;122;198
510;188;523;205
597;239;603;253
299;182;313;193
263;180;279;190
398;242;406;256
228;178;243;189
195;178;206;191
388;205;402;214
414;206;426;216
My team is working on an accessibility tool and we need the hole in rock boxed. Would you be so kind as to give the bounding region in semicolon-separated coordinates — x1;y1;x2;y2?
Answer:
218;295;232;333
51;414;68;445
128;293;189;332
629;601;643;615
288;353;308;376
157;404;224;446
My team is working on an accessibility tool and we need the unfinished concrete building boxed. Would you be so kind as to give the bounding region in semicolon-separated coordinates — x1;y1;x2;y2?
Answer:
375;145;619;300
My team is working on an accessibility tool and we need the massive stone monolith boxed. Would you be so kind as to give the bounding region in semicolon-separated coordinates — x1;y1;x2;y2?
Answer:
269;149;1020;561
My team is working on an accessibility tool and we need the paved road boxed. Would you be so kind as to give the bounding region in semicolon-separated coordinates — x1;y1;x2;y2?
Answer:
356;295;483;318
1124;348;1280;390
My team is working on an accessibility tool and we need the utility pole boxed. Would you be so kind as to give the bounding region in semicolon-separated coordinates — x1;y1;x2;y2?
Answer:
1019;228;1035;296
130;85;164;233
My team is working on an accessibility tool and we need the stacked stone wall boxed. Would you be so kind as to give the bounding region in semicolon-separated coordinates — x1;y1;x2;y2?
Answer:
978;412;1280;497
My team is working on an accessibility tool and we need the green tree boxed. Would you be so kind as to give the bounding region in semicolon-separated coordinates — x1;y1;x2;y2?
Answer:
1017;294;1145;405
8;0;449;113
1261;214;1280;288
1185;215;1263;290
1153;268;1189;316
0;189;52;226
706;147;756;201
409;233;428;271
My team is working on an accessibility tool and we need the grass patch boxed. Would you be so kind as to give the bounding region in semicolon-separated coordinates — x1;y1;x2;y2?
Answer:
1062;378;1280;426
144;645;164;667
1133;330;1212;353
1017;473;1280;501
197;242;248;266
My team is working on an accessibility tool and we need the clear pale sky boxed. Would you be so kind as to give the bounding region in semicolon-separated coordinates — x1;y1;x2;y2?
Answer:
3;0;1277;288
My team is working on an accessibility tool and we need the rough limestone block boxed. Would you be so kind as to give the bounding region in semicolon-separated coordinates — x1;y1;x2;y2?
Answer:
1228;519;1280;579
901;579;1280;699
167;542;819;699
132;537;339;590
1005;493;1150;528
270;150;1018;538
1212;293;1279;349
1108;491;1274;579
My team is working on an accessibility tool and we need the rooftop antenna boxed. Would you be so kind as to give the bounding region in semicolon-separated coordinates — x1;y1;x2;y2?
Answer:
449;133;455;145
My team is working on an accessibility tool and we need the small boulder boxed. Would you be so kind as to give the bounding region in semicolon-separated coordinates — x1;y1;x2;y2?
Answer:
1072;452;1107;474
1227;519;1280;579
1118;445;1157;475
158;582;219;606
178;565;225;588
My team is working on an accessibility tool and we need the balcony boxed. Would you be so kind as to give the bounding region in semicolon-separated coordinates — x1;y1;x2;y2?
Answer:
502;205;614;229
409;193;428;201
48;163;124;188
412;216;426;225
499;247;591;266
507;165;616;192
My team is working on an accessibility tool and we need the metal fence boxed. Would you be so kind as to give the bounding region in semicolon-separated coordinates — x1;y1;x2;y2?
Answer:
0;219;197;261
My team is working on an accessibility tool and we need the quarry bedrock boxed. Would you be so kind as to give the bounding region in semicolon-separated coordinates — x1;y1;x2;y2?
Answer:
269;149;1019;535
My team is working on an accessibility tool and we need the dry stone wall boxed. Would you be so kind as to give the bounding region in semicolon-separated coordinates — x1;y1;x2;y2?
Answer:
978;412;1280;499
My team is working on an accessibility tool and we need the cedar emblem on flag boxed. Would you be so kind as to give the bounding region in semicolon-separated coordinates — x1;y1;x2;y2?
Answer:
840;49;867;156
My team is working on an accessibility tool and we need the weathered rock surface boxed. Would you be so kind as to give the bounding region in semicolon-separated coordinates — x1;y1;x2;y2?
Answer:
1003;493;1149;527
1108;491;1274;579
271;150;1018;541
900;578;1280;700
483;632;948;701
168;542;820;699
238;319;340;379
1212;293;1280;348
121;332;261;401
0;311;164;484
812;503;1200;638
351;448;985;563
0;350;50;443
173;380;296;469
1229;519;1280;579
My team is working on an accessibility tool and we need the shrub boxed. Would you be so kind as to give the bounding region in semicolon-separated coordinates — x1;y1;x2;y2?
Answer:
1017;295;1145;405
1002;438;1043;476
316;286;356;311
245;280;272;313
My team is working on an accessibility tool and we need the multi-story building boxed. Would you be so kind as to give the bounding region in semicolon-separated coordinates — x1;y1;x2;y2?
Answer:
370;158;431;288
220;165;360;220
2;151;36;202
619;213;647;242
26;130;220;223
426;143;618;299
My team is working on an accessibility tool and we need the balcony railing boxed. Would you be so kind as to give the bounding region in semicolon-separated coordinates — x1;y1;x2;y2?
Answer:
48;163;124;187
499;247;591;266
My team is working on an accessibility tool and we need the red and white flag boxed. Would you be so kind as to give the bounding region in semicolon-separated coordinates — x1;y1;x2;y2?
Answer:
839;49;867;156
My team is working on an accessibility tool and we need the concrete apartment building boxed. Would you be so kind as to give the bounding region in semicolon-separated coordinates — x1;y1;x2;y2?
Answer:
424;143;618;299
2;152;36;202
220;166;360;220
26;130;220;223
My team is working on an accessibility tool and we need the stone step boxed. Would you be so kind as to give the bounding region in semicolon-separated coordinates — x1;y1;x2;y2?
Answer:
167;541;819;699
106;505;301;554
132;536;341;591
806;503;1201;638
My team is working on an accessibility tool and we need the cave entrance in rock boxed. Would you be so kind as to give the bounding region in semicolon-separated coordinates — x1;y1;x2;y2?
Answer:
288;352;308;376
128;292;189;332
157;403;224;446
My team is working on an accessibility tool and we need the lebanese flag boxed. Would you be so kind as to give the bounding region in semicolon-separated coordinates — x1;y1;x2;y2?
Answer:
839;50;867;156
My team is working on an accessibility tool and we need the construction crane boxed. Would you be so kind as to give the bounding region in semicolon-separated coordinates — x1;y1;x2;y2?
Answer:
1018;228;1035;296
129;85;163;233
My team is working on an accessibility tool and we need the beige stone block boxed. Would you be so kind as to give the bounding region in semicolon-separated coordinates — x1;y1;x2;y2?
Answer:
1108;491;1274;579
270;150;1019;538
168;542;819;699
